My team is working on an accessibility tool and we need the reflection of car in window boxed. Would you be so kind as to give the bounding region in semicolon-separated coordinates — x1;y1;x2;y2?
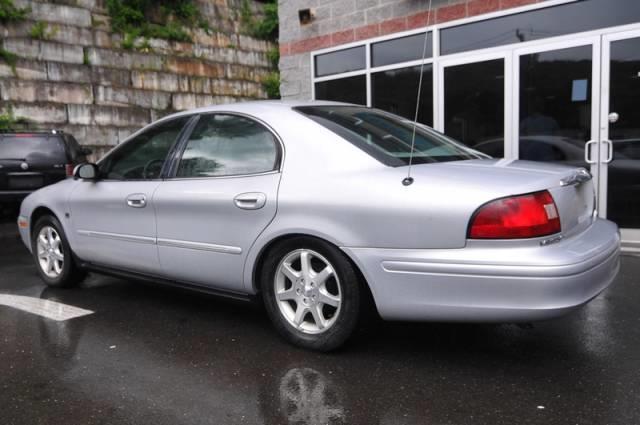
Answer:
613;139;640;160
177;114;278;178
475;136;587;165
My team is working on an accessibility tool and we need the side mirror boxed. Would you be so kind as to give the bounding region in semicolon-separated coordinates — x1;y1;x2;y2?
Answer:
74;163;99;180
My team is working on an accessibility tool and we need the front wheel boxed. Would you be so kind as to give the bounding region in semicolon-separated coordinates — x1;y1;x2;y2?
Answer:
31;215;86;288
261;237;361;351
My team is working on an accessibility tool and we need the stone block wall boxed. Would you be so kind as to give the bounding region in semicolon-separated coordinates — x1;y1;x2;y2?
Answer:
0;0;276;159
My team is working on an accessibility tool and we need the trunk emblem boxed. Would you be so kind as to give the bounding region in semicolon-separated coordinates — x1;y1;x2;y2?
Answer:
540;234;564;246
560;168;591;187
20;162;29;170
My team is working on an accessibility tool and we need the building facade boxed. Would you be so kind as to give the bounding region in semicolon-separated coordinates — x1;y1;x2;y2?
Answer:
278;0;640;250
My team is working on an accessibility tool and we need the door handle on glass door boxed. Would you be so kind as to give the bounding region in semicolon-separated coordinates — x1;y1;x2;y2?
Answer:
126;194;147;208
603;140;613;163
584;140;597;164
234;192;266;210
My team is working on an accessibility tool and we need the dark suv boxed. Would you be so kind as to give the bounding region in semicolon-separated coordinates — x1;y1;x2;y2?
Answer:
0;131;91;202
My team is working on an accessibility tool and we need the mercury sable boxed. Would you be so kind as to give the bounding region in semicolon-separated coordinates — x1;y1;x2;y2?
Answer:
17;101;620;351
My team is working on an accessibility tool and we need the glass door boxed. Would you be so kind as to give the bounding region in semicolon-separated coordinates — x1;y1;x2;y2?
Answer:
512;38;601;179
601;30;640;249
438;52;511;158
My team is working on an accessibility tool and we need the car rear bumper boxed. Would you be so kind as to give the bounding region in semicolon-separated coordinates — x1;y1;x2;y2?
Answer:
343;218;621;322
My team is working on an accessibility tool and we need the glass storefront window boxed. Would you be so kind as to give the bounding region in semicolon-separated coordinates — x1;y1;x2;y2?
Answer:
371;33;432;67
440;0;640;55
444;59;505;156
315;75;367;105
518;45;592;166
314;46;366;78
607;37;640;228
371;65;433;126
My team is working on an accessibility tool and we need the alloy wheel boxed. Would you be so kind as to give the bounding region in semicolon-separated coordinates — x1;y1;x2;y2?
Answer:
274;249;342;334
36;226;64;278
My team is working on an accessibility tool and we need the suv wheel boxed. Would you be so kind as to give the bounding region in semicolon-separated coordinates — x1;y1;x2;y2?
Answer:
31;215;86;288
261;237;361;351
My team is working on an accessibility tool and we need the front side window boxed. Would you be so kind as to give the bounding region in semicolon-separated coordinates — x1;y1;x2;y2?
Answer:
100;117;189;180
295;106;485;167
176;114;279;178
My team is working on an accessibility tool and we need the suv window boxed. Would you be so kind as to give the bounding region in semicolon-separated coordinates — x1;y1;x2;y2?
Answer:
176;114;279;178
100;117;189;180
294;105;485;166
63;134;84;163
0;135;67;163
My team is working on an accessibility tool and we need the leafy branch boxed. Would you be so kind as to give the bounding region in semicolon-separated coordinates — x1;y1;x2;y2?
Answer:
0;0;29;24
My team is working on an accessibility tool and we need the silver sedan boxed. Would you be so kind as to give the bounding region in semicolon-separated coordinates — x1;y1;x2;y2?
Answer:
17;101;621;351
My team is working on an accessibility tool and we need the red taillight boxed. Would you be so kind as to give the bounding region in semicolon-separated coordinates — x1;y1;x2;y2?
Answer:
65;164;74;177
468;190;561;239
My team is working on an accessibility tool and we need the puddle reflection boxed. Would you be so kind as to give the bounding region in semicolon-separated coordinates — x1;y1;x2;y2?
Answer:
276;367;345;424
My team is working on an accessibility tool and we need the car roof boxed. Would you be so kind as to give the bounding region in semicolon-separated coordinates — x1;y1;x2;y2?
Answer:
155;100;359;123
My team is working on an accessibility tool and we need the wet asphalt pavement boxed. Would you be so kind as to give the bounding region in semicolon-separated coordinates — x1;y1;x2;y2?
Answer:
1;213;640;425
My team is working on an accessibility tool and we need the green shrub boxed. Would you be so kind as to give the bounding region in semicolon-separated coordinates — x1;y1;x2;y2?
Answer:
83;49;91;65
0;112;15;130
0;106;29;131
120;31;138;50
266;47;279;67
0;0;29;23
106;0;204;44
29;21;47;39
262;72;280;99
241;0;278;41
0;48;18;75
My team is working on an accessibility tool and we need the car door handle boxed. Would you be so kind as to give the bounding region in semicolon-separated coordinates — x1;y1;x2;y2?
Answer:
234;192;266;210
126;194;147;208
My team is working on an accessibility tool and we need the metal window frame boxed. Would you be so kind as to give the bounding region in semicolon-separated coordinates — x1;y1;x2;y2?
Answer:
310;0;579;110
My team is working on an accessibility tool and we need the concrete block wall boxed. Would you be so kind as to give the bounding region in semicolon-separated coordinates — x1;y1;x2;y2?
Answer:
0;0;276;159
278;0;543;100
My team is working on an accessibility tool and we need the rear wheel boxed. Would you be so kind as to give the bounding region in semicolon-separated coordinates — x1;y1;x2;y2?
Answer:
261;237;361;351
31;215;86;288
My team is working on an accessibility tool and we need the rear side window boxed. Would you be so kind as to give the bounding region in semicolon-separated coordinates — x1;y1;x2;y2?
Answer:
0;135;67;163
176;114;279;178
294;106;485;166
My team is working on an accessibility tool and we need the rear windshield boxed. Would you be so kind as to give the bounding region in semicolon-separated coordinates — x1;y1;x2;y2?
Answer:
294;105;487;166
0;135;66;162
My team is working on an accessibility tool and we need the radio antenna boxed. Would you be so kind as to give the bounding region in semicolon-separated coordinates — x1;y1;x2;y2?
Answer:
403;0;434;187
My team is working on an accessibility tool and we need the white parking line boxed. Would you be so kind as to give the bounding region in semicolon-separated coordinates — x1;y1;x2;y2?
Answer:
0;294;94;321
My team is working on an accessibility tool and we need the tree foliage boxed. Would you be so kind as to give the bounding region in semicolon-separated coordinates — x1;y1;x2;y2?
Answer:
241;0;278;41
0;0;29;24
106;0;209;44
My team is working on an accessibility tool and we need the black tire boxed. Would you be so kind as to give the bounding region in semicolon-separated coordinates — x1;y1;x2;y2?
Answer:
261;236;361;352
31;215;86;288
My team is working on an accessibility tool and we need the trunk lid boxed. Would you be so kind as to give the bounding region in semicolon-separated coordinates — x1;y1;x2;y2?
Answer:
405;159;596;238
